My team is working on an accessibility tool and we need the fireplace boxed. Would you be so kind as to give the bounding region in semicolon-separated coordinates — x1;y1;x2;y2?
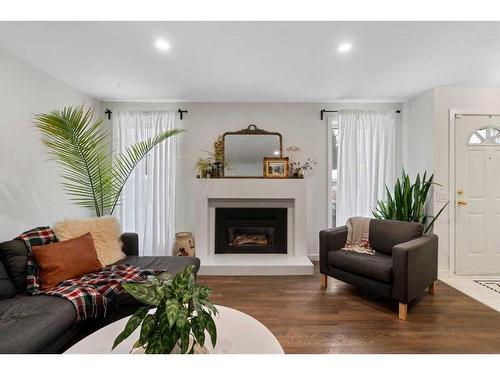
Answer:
215;207;287;254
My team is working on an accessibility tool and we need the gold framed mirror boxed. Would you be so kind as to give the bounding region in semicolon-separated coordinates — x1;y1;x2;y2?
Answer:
222;124;283;177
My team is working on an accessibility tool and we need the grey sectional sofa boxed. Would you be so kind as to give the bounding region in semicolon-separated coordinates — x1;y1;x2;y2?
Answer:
0;233;200;353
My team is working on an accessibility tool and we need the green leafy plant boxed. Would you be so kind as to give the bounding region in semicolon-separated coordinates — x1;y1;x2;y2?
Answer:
372;170;448;233
34;105;182;216
112;265;218;354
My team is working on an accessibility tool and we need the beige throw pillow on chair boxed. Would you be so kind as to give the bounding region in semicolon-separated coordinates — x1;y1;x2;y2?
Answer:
53;216;126;266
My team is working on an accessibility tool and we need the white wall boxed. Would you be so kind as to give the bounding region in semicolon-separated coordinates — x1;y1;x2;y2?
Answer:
431;87;500;272
404;86;500;272
402;89;435;179
101;101;402;256
0;50;99;239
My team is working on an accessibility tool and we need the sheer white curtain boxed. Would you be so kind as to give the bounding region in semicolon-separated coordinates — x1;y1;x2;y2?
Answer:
336;109;396;226
113;110;178;256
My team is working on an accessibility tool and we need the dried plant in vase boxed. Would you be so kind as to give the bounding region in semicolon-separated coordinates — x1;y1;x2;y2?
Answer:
289;158;317;178
112;265;218;354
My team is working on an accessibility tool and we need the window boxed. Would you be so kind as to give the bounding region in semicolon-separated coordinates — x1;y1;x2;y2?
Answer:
467;126;500;145
327;116;339;227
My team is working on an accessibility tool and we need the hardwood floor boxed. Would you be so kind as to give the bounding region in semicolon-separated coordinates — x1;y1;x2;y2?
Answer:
198;263;500;353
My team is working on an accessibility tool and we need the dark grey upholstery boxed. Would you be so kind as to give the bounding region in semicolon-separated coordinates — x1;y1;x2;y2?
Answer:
369;219;423;255
0;239;28;292
121;233;139;256
116;255;201;275
0;231;201;353
0;259;16;300
320;218;438;306
0;295;76;353
328;251;392;283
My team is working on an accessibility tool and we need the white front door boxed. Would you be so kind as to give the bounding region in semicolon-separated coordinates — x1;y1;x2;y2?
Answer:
455;115;500;275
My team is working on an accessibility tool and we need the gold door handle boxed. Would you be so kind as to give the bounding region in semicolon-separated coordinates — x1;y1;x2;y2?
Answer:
457;200;467;206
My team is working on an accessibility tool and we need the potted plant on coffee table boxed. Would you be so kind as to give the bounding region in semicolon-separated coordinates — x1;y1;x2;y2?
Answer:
112;265;218;354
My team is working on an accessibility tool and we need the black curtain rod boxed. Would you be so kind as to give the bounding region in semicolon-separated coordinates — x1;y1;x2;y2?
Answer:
103;108;188;120
320;109;401;121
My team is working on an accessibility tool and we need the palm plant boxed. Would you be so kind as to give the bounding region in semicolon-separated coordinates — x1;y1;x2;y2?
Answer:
34;105;182;216
372;170;448;233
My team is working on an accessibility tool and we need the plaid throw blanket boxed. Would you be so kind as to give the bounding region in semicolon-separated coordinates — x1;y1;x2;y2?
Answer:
15;227;157;321
15;226;58;295
42;264;156;321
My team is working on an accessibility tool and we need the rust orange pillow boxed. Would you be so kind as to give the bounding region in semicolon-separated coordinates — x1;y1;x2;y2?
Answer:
32;233;102;291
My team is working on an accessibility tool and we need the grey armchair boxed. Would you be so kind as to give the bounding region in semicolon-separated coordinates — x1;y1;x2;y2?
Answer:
319;218;438;320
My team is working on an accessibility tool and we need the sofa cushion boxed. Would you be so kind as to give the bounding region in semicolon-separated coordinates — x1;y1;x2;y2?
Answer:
369;219;423;255
32;233;102;291
328;250;393;284
0;260;16;300
53;216;126;266
0;240;28;292
0;295;76;353
116;255;201;275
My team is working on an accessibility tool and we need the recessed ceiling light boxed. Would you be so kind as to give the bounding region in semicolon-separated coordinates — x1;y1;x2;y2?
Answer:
337;43;353;53
154;39;170;52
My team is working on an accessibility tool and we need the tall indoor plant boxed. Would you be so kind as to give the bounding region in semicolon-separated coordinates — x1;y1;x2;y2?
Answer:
372;170;448;233
34;105;182;216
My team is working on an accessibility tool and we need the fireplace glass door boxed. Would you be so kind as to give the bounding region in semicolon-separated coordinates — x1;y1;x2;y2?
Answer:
215;208;287;254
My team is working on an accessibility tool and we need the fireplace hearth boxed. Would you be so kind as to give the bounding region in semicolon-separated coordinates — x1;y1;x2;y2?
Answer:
215;207;287;254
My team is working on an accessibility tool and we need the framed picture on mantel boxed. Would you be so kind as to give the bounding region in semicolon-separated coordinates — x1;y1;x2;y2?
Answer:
263;157;289;178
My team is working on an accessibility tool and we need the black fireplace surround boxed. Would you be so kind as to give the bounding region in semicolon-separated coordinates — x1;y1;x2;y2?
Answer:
215;207;287;254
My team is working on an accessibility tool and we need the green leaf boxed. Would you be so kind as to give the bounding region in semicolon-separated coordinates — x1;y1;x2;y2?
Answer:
201;310;217;348
139;314;157;344
112;306;148;349
180;326;190;353
200;300;218;316
123;283;162;306
166;299;180;327
191;316;205;348
176;306;189;330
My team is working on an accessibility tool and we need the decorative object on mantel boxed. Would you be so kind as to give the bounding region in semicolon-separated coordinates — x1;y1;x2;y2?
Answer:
196;136;225;178
223;124;283;178
174;232;196;256
285;145;317;178
263;157;289;178
289;158;317;178
113;265;218;354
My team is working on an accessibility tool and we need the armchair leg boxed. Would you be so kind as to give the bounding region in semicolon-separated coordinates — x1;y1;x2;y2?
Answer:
320;274;328;288
429;281;436;295
398;303;408;321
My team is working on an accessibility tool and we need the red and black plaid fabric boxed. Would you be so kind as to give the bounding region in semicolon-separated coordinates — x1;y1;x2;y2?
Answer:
15;226;58;295
41;264;155;321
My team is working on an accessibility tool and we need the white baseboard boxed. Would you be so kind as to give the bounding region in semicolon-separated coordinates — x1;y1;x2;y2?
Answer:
307;254;319;261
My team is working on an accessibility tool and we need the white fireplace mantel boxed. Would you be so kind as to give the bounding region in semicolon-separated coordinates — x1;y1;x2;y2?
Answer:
194;179;313;275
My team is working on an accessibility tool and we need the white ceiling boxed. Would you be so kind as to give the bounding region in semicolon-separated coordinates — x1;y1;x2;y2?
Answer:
1;21;500;102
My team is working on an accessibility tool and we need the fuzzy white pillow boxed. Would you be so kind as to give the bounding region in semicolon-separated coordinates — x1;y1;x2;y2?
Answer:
53;216;126;266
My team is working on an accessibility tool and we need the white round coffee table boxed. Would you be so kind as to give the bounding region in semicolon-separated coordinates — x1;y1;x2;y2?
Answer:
65;305;284;354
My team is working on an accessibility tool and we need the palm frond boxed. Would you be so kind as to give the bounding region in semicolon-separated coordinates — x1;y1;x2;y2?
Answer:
34;104;182;217
110;128;184;214
34;105;112;216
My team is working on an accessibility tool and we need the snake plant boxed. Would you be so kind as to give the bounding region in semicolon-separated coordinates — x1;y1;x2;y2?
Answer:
34;105;182;216
372;170;448;233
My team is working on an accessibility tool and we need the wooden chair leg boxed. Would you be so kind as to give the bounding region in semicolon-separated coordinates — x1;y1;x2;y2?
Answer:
398;303;408;321
429;281;436;295
320;274;328;288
